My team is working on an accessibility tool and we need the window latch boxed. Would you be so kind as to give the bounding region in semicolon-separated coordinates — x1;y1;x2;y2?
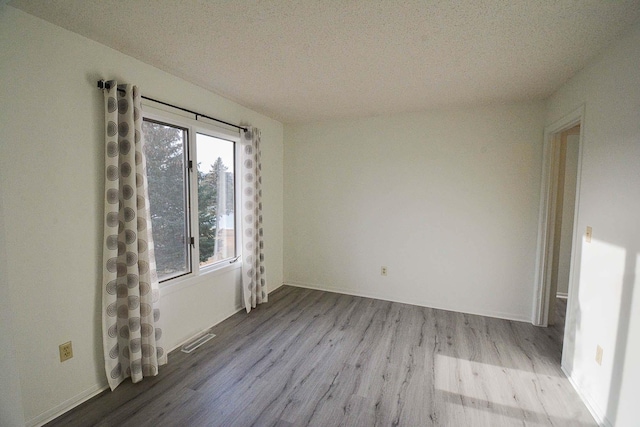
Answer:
190;237;195;247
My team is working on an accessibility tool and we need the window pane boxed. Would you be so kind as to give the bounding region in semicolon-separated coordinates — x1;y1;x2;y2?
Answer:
143;119;190;281
196;133;235;267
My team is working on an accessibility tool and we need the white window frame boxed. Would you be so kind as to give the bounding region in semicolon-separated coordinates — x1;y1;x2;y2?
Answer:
142;102;242;289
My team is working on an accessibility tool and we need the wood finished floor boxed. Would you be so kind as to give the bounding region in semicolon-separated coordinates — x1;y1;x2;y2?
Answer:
47;288;593;426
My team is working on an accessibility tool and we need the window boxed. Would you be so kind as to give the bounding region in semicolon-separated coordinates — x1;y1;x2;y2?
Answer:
196;133;236;268
142;107;239;284
143;119;190;281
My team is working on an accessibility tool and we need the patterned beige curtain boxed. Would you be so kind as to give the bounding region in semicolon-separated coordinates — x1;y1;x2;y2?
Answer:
101;82;166;390
241;127;267;312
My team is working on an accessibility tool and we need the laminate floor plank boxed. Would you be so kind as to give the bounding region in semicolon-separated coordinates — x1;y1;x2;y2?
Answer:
46;289;593;426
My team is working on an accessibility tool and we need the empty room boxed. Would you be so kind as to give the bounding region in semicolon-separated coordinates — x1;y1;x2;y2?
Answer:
1;1;640;426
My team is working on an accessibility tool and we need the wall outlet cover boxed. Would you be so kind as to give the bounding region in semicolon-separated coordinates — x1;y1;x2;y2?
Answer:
595;345;603;365
59;341;73;362
586;226;593;243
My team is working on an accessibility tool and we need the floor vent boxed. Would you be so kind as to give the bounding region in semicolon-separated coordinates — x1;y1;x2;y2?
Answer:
181;332;216;354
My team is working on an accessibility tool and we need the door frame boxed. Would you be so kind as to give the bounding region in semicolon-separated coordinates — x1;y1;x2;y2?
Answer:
532;105;585;326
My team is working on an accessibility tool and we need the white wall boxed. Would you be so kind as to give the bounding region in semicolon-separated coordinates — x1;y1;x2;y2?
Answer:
556;133;580;296
284;103;545;321
0;180;25;426
0;7;283;425
545;22;640;427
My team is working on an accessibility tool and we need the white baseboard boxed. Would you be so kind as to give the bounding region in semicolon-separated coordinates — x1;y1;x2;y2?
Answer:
284;281;530;323
561;366;611;427
28;383;108;427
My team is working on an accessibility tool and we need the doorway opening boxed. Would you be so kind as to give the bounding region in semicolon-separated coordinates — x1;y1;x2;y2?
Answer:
548;124;580;327
533;106;584;334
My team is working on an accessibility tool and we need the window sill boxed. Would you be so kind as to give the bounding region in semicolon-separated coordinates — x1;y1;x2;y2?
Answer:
159;260;242;297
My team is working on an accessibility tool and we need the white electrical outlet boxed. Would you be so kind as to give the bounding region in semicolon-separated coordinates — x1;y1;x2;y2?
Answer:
381;266;388;276
586;226;593;243
59;341;73;362
595;345;603;365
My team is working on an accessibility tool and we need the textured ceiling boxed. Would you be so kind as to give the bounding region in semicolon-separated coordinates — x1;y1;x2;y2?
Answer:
10;0;640;123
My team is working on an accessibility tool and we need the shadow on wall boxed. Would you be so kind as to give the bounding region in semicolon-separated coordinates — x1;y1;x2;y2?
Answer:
605;248;636;423
562;237;583;376
563;233;637;425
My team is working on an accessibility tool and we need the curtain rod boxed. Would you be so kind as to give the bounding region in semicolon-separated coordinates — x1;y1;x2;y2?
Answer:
97;80;248;132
